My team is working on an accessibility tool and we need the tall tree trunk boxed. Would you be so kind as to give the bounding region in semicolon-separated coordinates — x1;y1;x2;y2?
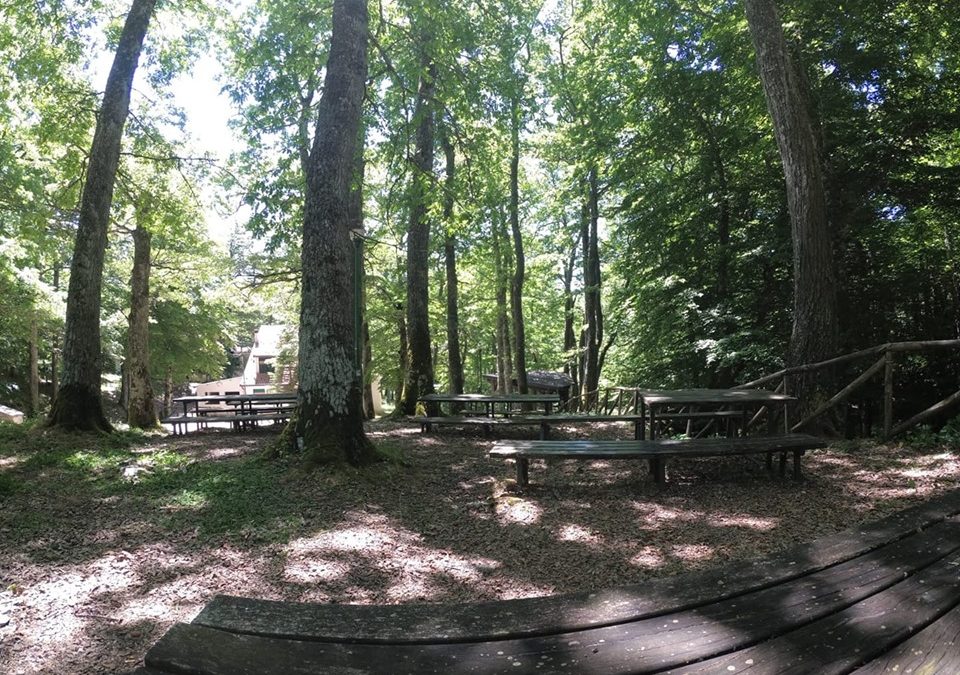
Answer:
294;0;374;465
29;312;39;416
348;127;375;420
441;132;464;397
163;368;172;418
562;231;579;397
126;226;158;429
47;0;156;432
581;168;602;408
398;46;436;414
745;0;839;410
395;299;408;404
493;214;513;392
508;95;528;395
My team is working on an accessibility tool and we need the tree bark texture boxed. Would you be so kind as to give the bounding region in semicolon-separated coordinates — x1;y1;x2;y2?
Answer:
441;132;464;397
398;49;437;414
509;96;528;395
295;0;375;465
745;0;839;408
126;226;158;429
48;0;156;432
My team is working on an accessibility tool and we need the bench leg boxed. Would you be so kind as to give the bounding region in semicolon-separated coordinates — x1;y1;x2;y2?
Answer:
516;458;529;488
539;423;550;440
649;457;666;483
793;449;803;480
766;452;773;472
778;451;787;478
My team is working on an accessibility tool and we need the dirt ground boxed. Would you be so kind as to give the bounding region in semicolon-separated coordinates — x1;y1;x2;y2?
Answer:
1;418;958;674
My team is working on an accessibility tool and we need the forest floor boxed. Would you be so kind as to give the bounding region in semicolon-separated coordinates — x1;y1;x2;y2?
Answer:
1;418;959;674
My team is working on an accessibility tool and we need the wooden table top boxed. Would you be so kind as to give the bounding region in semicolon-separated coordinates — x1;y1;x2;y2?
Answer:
421;393;560;403
636;388;795;405
173;392;297;403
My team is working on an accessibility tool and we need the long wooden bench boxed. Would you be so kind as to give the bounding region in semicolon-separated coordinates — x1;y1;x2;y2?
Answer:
489;434;826;486
131;489;960;674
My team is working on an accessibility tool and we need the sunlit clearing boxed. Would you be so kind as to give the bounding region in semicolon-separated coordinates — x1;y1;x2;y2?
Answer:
494;496;543;525
203;446;245;459
557;523;602;546
671;544;715;563
630;546;666;569
283;511;505;602
708;514;779;531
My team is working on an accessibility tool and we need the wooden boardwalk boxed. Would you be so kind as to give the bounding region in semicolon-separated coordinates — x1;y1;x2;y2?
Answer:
133;489;960;674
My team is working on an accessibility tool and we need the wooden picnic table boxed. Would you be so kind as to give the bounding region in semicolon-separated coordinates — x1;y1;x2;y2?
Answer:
166;393;298;434
636;387;795;439
173;392;297;417
420;392;560;417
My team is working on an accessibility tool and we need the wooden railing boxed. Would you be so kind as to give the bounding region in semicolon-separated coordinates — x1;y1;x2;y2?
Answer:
568;339;960;439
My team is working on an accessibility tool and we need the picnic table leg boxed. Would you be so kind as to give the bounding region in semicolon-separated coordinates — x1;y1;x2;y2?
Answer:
778;451;787;478
793;450;803;480
516;458;529;488
640;400;647;440
766;452;773;472
539;422;550;440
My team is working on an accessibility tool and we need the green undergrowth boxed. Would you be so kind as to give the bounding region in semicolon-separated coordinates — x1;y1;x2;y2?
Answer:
0;421;355;545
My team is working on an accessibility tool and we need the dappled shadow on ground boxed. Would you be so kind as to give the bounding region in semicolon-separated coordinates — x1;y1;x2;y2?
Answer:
0;420;958;673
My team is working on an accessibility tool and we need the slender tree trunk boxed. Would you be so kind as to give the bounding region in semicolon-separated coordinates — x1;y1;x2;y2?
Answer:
562;232;579;396
398;45;436;414
745;0;839;412
348;127;375;420
395;300;408;404
581;168;602;407
441;132;464;397
508;96;528;395
294;0;374;465
493;214;513;393
29;312;39;416
163;368;172;418
126;226;158;429
47;0;156;432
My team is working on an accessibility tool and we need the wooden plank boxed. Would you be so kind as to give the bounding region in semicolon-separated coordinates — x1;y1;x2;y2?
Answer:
489;435;825;460
151;524;960;675
192;516;960;645
850;600;960;674
663;546;960;675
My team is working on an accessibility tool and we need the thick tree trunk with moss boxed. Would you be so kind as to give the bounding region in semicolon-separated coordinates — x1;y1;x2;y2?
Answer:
294;0;375;466
398;48;436;414
126;226;158;429
745;0;839;412
47;0;156;432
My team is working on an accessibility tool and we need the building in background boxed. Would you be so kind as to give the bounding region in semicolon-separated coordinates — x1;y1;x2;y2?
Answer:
194;324;294;397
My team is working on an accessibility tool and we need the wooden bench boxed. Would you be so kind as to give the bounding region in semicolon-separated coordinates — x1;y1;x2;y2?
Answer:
131;489;960;674
417;414;647;439
489;434;826;486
